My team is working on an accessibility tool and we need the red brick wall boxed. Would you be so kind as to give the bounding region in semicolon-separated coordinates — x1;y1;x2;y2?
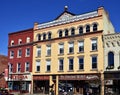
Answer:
0;55;8;88
8;28;33;73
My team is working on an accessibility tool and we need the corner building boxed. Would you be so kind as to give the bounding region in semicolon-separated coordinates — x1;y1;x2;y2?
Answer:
32;7;115;95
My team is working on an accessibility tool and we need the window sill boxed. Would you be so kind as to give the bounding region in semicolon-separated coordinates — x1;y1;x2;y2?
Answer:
90;50;98;52
58;53;64;56
36;56;41;58
77;51;84;54
46;55;51;57
67;53;74;55
90;69;98;71
35;71;40;73
25;55;30;57
58;70;64;72
45;71;51;73
77;69;84;72
67;70;74;72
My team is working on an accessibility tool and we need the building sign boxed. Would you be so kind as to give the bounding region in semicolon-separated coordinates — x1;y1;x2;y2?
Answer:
33;75;49;80
11;74;32;81
59;75;99;80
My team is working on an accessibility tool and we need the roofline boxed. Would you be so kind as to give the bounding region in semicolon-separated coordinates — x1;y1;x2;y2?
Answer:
8;28;33;35
55;10;76;20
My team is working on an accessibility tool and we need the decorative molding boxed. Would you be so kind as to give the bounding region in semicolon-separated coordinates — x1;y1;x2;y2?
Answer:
38;11;98;29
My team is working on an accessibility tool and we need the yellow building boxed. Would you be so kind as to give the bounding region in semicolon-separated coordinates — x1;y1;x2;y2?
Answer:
32;6;115;95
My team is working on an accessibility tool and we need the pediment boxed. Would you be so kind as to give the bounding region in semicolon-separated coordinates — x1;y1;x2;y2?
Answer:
55;11;75;20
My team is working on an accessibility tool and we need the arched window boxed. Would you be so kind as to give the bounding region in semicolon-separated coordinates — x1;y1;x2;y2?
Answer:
71;28;75;36
65;29;68;37
37;34;41;41
93;23;98;31
59;30;62;38
79;27;83;34
86;25;90;33
48;32;51;40
108;52;114;66
43;33;46;40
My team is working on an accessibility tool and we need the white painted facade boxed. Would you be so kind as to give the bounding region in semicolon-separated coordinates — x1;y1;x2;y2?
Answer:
103;33;120;71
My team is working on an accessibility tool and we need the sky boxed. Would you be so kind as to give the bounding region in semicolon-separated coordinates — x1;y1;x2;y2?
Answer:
0;0;120;56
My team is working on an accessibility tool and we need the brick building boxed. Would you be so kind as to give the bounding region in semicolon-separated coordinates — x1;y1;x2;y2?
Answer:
8;28;33;93
0;55;8;88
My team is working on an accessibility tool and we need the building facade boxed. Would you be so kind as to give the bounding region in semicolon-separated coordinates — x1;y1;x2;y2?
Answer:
0;55;8;88
32;7;115;95
103;33;120;95
8;28;33;93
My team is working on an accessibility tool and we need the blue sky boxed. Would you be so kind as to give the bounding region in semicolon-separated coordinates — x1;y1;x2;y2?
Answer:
0;0;120;56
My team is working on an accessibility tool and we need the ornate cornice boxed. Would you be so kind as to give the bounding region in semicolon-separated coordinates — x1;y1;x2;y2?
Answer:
37;11;98;29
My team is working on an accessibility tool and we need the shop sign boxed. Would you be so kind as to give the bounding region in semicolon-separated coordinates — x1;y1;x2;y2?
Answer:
59;75;99;80
33;75;49;80
105;80;113;85
11;74;31;81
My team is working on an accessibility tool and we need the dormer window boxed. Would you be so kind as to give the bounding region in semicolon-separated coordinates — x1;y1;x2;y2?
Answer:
18;39;22;44
86;25;90;33
93;23;98;31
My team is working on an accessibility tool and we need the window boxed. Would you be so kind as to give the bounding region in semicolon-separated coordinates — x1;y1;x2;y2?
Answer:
9;63;13;73
43;33;46;40
18;39;22;44
68;42;74;53
48;32;51;40
25;62;30;72
17;63;21;72
26;37;30;43
65;29;69;37
91;56;97;69
78;41;84;52
79;27;83;34
26;48;30;56
46;45;51;56
108;52;114;66
59;59;64;71
36;47;41;57
37;34;41;41
36;60;40;72
69;58;74;71
93;23;98;31
46;60;51;72
10;51;14;58
59;30;62;38
91;39;97;51
59;43;64;54
86;25;90;32
71;28;75;36
18;49;22;57
11;40;14;46
78;57;84;70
